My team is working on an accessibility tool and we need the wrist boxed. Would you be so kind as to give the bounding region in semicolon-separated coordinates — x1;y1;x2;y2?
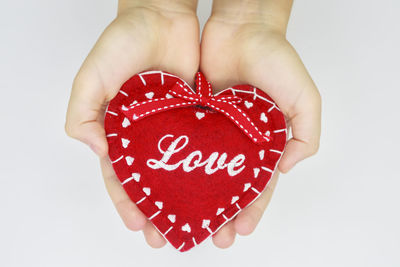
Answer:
118;0;198;15
210;0;292;34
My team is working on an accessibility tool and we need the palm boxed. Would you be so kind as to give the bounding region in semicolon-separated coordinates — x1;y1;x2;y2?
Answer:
202;20;309;114
101;9;200;247
83;8;200;97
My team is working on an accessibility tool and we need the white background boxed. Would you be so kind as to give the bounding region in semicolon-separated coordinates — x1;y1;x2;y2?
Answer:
1;0;399;266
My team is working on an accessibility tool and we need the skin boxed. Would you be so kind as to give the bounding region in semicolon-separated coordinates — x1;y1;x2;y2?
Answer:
65;0;321;249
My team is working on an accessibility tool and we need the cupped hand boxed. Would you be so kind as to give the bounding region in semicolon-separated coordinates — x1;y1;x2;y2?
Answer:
200;1;321;248
65;0;200;248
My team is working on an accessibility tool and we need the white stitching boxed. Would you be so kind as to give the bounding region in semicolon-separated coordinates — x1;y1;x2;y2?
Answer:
269;149;282;154
130;97;167;109
178;242;185;251
119;90;128;96
106;111;118;116
134;102;196;119
138;74;146;86
111;155;123;163
164;226;173;236
207;102;269;143
218;87;280;112
273;129;287;133
149;210;161;220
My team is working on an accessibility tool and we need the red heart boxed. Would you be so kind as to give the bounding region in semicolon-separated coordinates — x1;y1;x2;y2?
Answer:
104;71;286;252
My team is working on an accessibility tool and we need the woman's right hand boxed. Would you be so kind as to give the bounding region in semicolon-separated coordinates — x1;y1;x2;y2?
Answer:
65;0;200;248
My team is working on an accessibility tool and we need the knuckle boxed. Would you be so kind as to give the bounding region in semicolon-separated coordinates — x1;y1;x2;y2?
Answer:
308;141;320;156
251;206;265;227
214;237;234;249
116;200;144;232
124;220;141;232
314;90;322;103
145;233;165;248
312;90;322;110
64;121;79;139
64;121;74;137
72;72;84;88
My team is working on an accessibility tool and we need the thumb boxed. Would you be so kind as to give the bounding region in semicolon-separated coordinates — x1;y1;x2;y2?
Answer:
65;20;155;157
65;59;109;157
278;89;321;173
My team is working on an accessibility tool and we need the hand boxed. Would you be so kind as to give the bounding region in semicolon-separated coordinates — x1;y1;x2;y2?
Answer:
65;0;200;248
200;0;321;248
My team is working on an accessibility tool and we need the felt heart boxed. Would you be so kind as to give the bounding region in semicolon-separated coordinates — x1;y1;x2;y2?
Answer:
104;70;287;252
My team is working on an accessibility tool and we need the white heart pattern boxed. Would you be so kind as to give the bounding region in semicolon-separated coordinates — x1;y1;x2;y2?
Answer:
196;112;205;120
253;167;260;178
122;117;131;128
142;187;151;196
231;196;239;204
244;101;253;109
168;214;176;223
259;150;265;160
121;138;130;148
216;208;225;216
181;223;191;233
260;112;268;123
155;201;163;209
243;183;251;192
132;173;140;182
125;156;134;166
201;219;211;229
145;92;154;99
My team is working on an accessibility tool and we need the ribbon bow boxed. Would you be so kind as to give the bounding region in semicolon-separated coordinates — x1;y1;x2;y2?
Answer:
121;72;270;143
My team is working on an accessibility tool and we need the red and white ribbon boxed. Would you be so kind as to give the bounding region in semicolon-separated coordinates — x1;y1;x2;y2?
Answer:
121;72;270;143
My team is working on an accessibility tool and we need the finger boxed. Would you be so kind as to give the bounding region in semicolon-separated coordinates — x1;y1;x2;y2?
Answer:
65;63;109;157
278;89;321;173
234;171;279;235
212;221;236;248
142;221;167;248
100;157;147;231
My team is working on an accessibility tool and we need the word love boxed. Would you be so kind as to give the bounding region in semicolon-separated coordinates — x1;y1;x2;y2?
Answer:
147;134;246;177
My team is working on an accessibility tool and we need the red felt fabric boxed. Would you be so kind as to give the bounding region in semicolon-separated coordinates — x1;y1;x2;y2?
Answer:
104;71;287;252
